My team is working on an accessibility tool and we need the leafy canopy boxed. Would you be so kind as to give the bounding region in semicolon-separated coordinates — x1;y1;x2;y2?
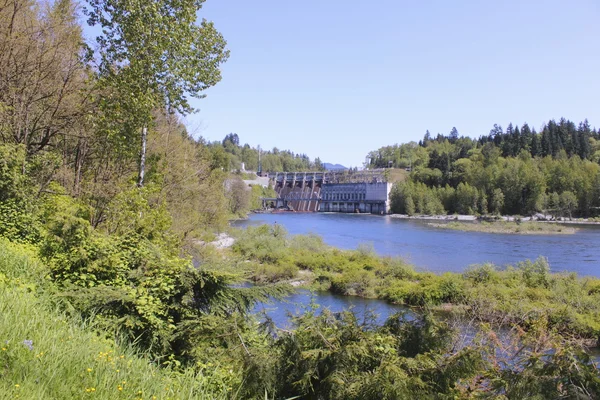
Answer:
86;0;229;119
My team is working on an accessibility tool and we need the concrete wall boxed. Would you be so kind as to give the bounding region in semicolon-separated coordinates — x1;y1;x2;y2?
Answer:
273;179;322;211
318;182;392;214
365;182;392;212
365;182;391;202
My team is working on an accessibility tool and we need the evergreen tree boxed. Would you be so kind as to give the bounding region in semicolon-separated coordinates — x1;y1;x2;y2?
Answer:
449;127;459;143
531;128;541;157
512;125;521;156
223;133;240;147
503;123;514;157
570;129;580;158
521;123;532;153
541;126;552;157
423;130;431;146
490;124;503;147
578;120;592;160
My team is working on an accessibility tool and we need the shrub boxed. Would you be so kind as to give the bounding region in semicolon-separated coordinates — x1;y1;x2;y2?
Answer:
517;257;552;289
463;263;498;284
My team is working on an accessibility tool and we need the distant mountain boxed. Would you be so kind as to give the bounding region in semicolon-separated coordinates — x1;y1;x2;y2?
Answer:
323;163;347;171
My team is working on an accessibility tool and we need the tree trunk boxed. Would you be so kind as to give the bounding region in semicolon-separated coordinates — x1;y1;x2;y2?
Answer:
137;125;147;187
73;138;87;195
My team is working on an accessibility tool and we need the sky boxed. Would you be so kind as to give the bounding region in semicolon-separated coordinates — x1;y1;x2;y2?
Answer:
101;0;600;168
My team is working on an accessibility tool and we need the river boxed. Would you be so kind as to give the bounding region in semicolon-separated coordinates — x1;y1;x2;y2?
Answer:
233;213;600;277
237;213;600;357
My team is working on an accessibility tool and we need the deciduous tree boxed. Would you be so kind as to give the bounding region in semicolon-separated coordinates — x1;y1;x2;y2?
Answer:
85;0;229;186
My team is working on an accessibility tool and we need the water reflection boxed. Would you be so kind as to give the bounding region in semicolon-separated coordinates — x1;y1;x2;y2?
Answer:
253;289;414;329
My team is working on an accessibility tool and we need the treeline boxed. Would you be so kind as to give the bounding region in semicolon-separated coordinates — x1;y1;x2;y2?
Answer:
368;119;599;170
206;132;325;172
367;119;600;217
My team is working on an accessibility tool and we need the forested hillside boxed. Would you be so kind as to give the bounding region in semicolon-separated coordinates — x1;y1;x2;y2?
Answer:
207;133;326;172
367;120;600;217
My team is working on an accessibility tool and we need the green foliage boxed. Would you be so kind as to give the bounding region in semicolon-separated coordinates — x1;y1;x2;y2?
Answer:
7;185;287;366
517;257;552;289
0;239;235;399
226;177;251;216
88;0;229;117
390;181;445;215
370;119;600;217
258;309;486;399
249;184;277;210
207;135;326;173
383;273;465;306
0;144;30;201
0;199;42;244
102;185;175;245
463;263;499;284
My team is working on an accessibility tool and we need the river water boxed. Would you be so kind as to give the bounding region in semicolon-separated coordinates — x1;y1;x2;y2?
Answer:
233;213;600;277
253;289;414;329
237;213;600;357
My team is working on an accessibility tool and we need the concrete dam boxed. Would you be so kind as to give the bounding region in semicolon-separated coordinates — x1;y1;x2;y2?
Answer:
263;171;392;214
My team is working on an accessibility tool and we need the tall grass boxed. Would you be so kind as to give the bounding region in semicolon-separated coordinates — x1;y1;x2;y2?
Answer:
0;239;233;399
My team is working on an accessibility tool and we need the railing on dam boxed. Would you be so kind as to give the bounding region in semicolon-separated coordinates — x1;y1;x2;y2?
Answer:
267;169;387;185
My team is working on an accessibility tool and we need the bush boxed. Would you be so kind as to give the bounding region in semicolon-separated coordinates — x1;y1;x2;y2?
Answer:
517;257;552;289
0;199;41;244
463;263;498;284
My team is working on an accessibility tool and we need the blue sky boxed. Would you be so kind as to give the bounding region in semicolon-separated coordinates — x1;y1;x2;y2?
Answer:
101;0;600;168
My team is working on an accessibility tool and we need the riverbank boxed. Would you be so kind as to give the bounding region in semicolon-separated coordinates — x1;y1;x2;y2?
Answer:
428;221;578;235
390;213;600;225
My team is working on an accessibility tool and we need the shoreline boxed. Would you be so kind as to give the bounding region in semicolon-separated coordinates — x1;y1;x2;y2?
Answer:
389;213;600;226
249;209;600;226
428;221;578;235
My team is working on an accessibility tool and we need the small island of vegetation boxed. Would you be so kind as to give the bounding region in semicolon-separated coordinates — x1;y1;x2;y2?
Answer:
428;220;578;234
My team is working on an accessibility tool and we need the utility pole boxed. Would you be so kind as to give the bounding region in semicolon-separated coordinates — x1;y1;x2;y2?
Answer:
257;145;262;176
